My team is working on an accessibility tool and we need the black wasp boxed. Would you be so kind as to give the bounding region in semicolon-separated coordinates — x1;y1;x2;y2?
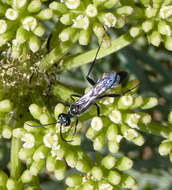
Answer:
26;35;139;142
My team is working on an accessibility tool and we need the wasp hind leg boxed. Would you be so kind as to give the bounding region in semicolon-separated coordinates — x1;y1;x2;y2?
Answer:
94;103;100;117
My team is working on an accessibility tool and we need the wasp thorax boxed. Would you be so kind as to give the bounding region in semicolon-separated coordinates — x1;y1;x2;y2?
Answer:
58;113;71;126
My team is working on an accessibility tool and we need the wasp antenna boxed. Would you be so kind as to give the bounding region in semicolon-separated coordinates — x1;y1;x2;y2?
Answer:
25;121;58;128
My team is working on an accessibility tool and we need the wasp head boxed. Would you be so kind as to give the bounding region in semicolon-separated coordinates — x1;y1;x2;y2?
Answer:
58;113;71;126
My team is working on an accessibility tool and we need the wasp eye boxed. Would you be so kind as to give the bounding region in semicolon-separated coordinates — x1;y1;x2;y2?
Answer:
70;105;79;115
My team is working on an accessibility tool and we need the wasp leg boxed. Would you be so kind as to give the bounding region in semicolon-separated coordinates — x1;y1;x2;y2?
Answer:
60;125;73;143
86;32;106;86
70;94;81;102
46;33;52;53
98;83;140;99
94;103;100;117
73;117;78;136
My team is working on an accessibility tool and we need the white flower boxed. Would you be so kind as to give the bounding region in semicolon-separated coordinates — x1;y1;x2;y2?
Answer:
104;13;116;27
109;109;122;124
22;133;35;149
72;15;89;30
91;117;103;131
23;16;37;31
126;113;140;129
65;0;80;9
5;8;18;20
43;133;58;148
160;5;172;19
86;4;97;17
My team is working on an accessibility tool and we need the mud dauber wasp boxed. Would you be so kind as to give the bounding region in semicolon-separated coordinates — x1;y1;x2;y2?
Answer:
26;34;139;142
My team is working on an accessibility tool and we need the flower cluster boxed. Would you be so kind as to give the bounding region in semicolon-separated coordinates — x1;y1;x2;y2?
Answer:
139;1;172;50
0;0;53;59
65;154;137;190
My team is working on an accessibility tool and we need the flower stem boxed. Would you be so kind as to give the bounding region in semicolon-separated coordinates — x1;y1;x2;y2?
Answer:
61;32;133;71
10;137;22;179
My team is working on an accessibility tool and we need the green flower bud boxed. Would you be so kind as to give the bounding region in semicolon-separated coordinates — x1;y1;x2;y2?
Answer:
121;174;136;189
65;0;80;9
54;103;65;120
66;174;82;187
51;148;64;160
69;135;81;146
108;140;119;153
130;96;143;109
141;97;158;109
76;159;91;173
49;1;68;14
33;24;45;37
107;124;118;141
86;127;99;140
33;145;49;161
93;0;106;6
104;0;119;9
107;170;121;185
18;147;35;161
82;180;95;190
109;109;122;124
0;170;8;188
46;155;56;172
29;34;41;53
168;111;172;124
132;134;145;146
0;99;13;113
21;133;35;149
39;112;53;125
27;0;42;13
149;30;161;47
65;151;78;168
93;133;106;150
36;8;53;20
86;4;98;17
16;27;28;44
54;160;66;180
142;20;154;33
139;113;152;125
124;113;140;129
93;23;105;38
118;95;133;109
72;15;89;30
121;124;138;140
91;166;103;181
24;121;43;134
79;29;91;46
98;180;113;190
5;8;18;20
2;125;12;139
129;26;142;38
116;156;133;171
98;12;116;27
145;6;157;18
0;20;7;34
0;31;14;47
22;16;37;31
29;104;43;120
30;159;45;176
116;6;134;15
159;5;172;19
158;20;171;36
21;169;33;183
14;0;28;10
59;27;76;42
165;36;172;51
159;140;172;155
115;16;126;28
91;116;103;131
101;155;116;169
6;178;20;190
60;13;74;25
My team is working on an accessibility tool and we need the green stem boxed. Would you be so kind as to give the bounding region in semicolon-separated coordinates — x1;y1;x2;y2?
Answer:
61;32;134;71
10;137;22;179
